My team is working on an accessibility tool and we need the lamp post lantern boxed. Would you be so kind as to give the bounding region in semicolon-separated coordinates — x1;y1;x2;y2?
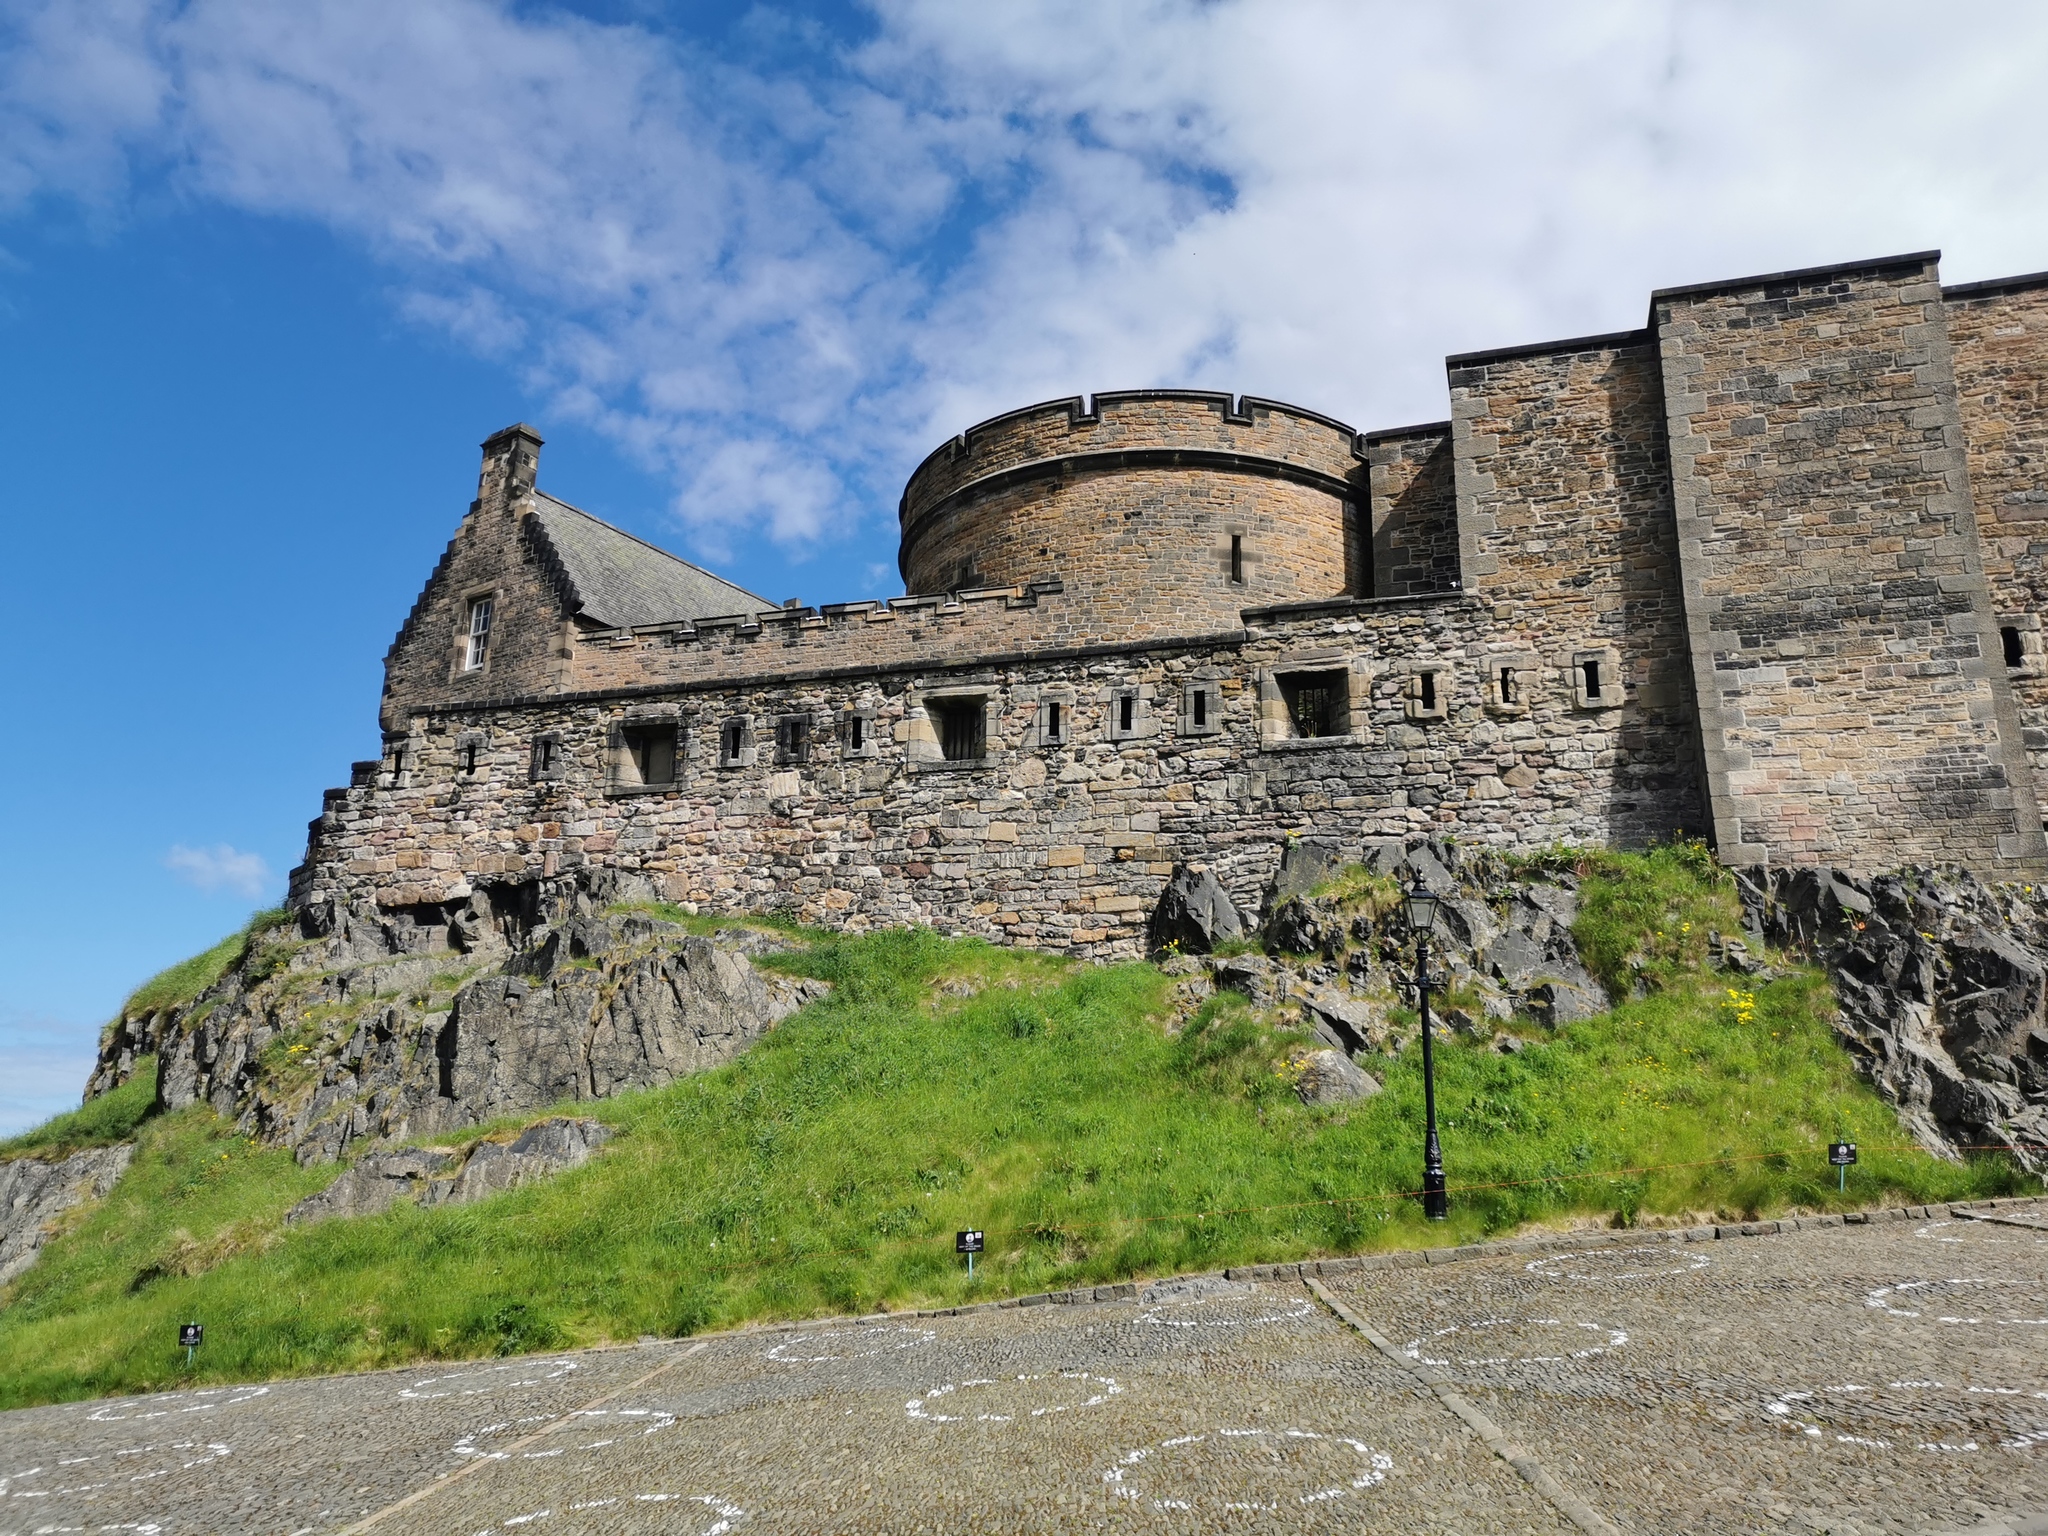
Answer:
1404;872;1449;1221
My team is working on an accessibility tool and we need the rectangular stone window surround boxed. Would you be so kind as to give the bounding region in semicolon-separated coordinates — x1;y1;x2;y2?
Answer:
610;712;682;795
454;730;487;777
1106;684;1157;742
457;588;497;677
1571;646;1624;710
1484;652;1540;717
1179;673;1225;737
1032;689;1074;749
774;713;813;766
908;686;998;770
839;705;879;759
1403;660;1451;722
1259;654;1371;749
717;716;757;770
2000;616;2045;679
529;730;565;783
383;733;420;789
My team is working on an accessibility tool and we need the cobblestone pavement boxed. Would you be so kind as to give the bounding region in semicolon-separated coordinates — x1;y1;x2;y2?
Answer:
2;1204;2043;1535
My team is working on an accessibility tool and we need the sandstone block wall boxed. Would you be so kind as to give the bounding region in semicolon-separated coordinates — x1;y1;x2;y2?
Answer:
1366;426;1459;598
1656;255;2044;870
1447;334;1704;847
1947;273;2048;785
897;392;1367;632
301;248;2048;954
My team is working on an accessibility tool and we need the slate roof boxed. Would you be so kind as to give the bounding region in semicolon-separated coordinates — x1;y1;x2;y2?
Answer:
527;492;772;628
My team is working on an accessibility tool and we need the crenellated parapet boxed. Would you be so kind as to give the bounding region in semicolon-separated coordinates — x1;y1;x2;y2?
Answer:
896;391;1371;632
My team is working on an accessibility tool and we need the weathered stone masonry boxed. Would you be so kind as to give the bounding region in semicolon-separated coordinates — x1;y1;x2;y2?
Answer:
290;250;2048;958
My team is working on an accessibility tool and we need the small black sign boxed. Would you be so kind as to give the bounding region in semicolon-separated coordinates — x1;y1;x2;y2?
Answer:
179;1323;203;1349
1828;1141;1858;1167
955;1230;984;1255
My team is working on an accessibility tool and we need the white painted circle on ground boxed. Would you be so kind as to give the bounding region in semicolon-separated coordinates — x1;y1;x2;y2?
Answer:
905;1371;1122;1423
1102;1427;1394;1515
399;1359;581;1400
1524;1246;1711;1280
83;1385;269;1421
468;1492;744;1533
0;1440;231;1501
1865;1279;2048;1326
764;1325;934;1363
1403;1317;1627;1367
453;1407;678;1461
1916;1221;2048;1249
1763;1380;2048;1453
1141;1294;1315;1329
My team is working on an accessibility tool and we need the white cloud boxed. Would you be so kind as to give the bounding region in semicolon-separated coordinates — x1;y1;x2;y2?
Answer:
5;0;2048;579
0;1011;99;1139
164;843;272;900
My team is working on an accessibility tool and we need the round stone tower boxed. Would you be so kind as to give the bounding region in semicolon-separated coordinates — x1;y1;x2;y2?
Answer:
897;390;1369;635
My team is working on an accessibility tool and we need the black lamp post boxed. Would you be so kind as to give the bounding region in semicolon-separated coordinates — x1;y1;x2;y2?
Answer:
1404;871;1449;1221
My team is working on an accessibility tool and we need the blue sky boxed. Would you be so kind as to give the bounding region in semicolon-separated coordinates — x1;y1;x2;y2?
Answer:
5;0;2048;1134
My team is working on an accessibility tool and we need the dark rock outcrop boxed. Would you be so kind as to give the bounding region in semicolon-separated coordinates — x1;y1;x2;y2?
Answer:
0;1144;134;1285
1743;865;2048;1167
1148;865;1244;955
91;872;828;1166
285;1118;611;1226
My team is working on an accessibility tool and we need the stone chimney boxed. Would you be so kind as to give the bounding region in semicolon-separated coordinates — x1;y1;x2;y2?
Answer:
477;423;543;513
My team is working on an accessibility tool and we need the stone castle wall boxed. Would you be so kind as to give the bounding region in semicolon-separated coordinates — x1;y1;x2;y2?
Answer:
293;248;2048;958
294;590;1703;955
1947;272;2048;786
1656;254;2043;870
896;393;1367;632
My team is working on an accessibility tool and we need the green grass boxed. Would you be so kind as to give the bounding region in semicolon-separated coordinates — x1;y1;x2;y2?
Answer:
0;849;2032;1407
119;909;291;1021
0;1060;159;1159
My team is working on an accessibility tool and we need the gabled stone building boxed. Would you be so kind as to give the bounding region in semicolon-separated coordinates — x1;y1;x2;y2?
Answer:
290;250;2048;955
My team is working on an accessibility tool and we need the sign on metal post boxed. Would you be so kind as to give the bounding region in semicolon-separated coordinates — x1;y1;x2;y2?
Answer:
1828;1140;1857;1192
956;1229;983;1279
179;1322;203;1366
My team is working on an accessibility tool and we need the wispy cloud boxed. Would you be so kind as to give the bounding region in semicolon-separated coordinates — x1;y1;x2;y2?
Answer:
4;0;2046;579
164;842;272;899
0;1009;99;1138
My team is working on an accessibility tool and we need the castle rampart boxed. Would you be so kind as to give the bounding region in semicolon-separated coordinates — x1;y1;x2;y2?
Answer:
897;392;1368;633
291;248;2048;959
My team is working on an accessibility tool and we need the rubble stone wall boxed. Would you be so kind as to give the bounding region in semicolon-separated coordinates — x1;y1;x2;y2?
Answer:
295;593;1709;958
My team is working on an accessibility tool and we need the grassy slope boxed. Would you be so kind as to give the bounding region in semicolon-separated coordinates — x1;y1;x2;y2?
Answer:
0;1064;158;1160
0;848;2028;1407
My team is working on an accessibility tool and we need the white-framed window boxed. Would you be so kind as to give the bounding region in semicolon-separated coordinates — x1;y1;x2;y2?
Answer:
464;596;494;672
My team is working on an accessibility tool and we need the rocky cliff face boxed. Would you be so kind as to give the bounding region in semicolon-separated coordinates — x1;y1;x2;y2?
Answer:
1742;865;2048;1168
89;872;827;1166
0;1145;133;1284
1158;841;2048;1171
